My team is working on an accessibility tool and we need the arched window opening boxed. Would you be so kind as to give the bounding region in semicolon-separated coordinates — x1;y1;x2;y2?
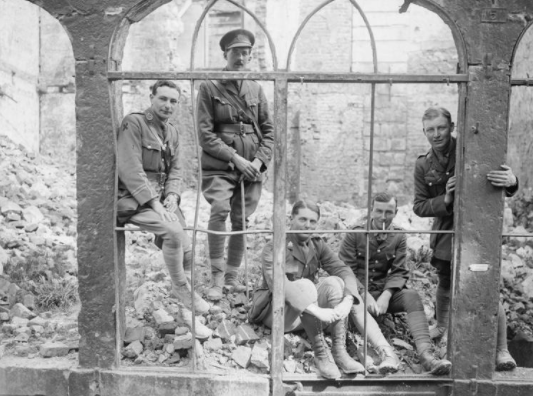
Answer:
0;0;78;364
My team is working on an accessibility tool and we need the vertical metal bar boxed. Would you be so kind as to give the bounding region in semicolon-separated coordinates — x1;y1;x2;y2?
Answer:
271;78;288;396
241;179;249;299
363;82;377;371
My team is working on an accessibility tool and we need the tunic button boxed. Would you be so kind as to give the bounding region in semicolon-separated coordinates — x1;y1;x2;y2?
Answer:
377;249;381;253
429;182;433;186
148;145;152;149
446;172;449;175
375;260;379;263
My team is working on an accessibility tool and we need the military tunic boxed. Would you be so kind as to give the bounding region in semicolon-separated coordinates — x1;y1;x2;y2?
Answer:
413;137;518;262
117;108;182;221
338;220;409;294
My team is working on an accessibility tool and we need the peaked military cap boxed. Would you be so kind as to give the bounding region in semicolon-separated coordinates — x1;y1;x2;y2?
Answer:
219;29;255;51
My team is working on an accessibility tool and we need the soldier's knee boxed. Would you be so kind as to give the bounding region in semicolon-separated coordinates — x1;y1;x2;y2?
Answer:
162;222;186;245
402;290;424;313
321;276;344;292
293;279;317;302
209;201;231;222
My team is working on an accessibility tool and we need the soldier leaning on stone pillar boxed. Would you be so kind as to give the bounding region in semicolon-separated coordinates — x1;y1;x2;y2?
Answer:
116;80;211;339
413;106;518;371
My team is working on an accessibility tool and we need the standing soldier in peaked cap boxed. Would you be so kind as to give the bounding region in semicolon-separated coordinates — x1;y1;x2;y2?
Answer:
116;80;211;339
196;29;274;301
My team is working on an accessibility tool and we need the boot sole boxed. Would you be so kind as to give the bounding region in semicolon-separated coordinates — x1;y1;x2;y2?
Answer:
496;361;517;371
378;364;399;375
430;361;452;376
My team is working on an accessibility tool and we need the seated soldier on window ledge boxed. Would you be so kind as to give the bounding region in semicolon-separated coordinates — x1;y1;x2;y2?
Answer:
116;80;211;339
339;192;452;375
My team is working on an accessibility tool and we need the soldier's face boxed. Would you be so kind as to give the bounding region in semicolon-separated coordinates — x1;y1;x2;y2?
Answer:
224;47;252;71
291;207;319;243
371;199;397;230
150;86;180;121
423;115;454;152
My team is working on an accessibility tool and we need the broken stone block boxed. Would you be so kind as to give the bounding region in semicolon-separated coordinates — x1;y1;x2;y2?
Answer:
392;338;414;351
1;201;22;215
24;224;39;233
124;327;145;345
231;293;248;307
28;316;47;327
0;276;11;295
123;340;144;359
209;305;223;315
232;345;252;368
153;309;174;325
204;337;223;353
214;320;237;341
40;342;70;358
14;333;30;343
509;331;533;368
11;317;30;327
175;326;189;336
30;325;45;334
0;312;9;321
235;324;260;345
251;341;270;370
158;322;177;337
174;333;194;350
164;343;175;355
283;358;297;373
22;206;44;224
22;294;35;310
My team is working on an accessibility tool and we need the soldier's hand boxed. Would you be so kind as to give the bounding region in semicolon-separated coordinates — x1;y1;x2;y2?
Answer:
150;200;177;222
163;193;179;213
487;165;518;188
444;175;456;205
232;154;260;180
365;293;380;317
334;295;353;320
313;307;339;325
376;290;392;315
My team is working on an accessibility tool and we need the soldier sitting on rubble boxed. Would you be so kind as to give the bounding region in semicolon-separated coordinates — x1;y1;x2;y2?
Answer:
339;192;452;375
249;199;365;379
116;80;211;339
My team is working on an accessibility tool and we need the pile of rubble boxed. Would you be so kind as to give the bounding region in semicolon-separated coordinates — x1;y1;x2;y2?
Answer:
1;134;533;372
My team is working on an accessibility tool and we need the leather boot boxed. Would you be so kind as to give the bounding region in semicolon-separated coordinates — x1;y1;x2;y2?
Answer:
431;286;450;340
496;303;516;371
419;350;452;375
206;270;224;301
405;311;452;375
376;346;400;374
179;307;212;341
496;349;517;371
171;281;210;315
331;318;365;374
301;313;341;379
224;269;246;293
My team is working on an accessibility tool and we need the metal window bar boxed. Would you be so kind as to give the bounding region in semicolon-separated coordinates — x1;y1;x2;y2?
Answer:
108;0;467;391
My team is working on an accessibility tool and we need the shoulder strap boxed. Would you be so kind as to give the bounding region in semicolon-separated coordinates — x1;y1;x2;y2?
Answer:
207;80;263;142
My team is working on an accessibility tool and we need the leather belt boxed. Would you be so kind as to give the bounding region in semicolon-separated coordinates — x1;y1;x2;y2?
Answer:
216;123;255;134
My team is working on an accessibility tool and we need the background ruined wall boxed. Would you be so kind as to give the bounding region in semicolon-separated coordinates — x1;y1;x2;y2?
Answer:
0;0;532;205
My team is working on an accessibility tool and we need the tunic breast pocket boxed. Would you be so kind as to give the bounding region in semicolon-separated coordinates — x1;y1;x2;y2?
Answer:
142;141;162;171
213;96;235;122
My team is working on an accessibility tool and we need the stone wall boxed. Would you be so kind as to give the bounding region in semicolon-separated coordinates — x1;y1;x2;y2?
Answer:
287;0;459;206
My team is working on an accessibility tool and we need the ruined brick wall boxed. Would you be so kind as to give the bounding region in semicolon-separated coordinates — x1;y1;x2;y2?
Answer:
509;25;533;189
288;0;459;206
